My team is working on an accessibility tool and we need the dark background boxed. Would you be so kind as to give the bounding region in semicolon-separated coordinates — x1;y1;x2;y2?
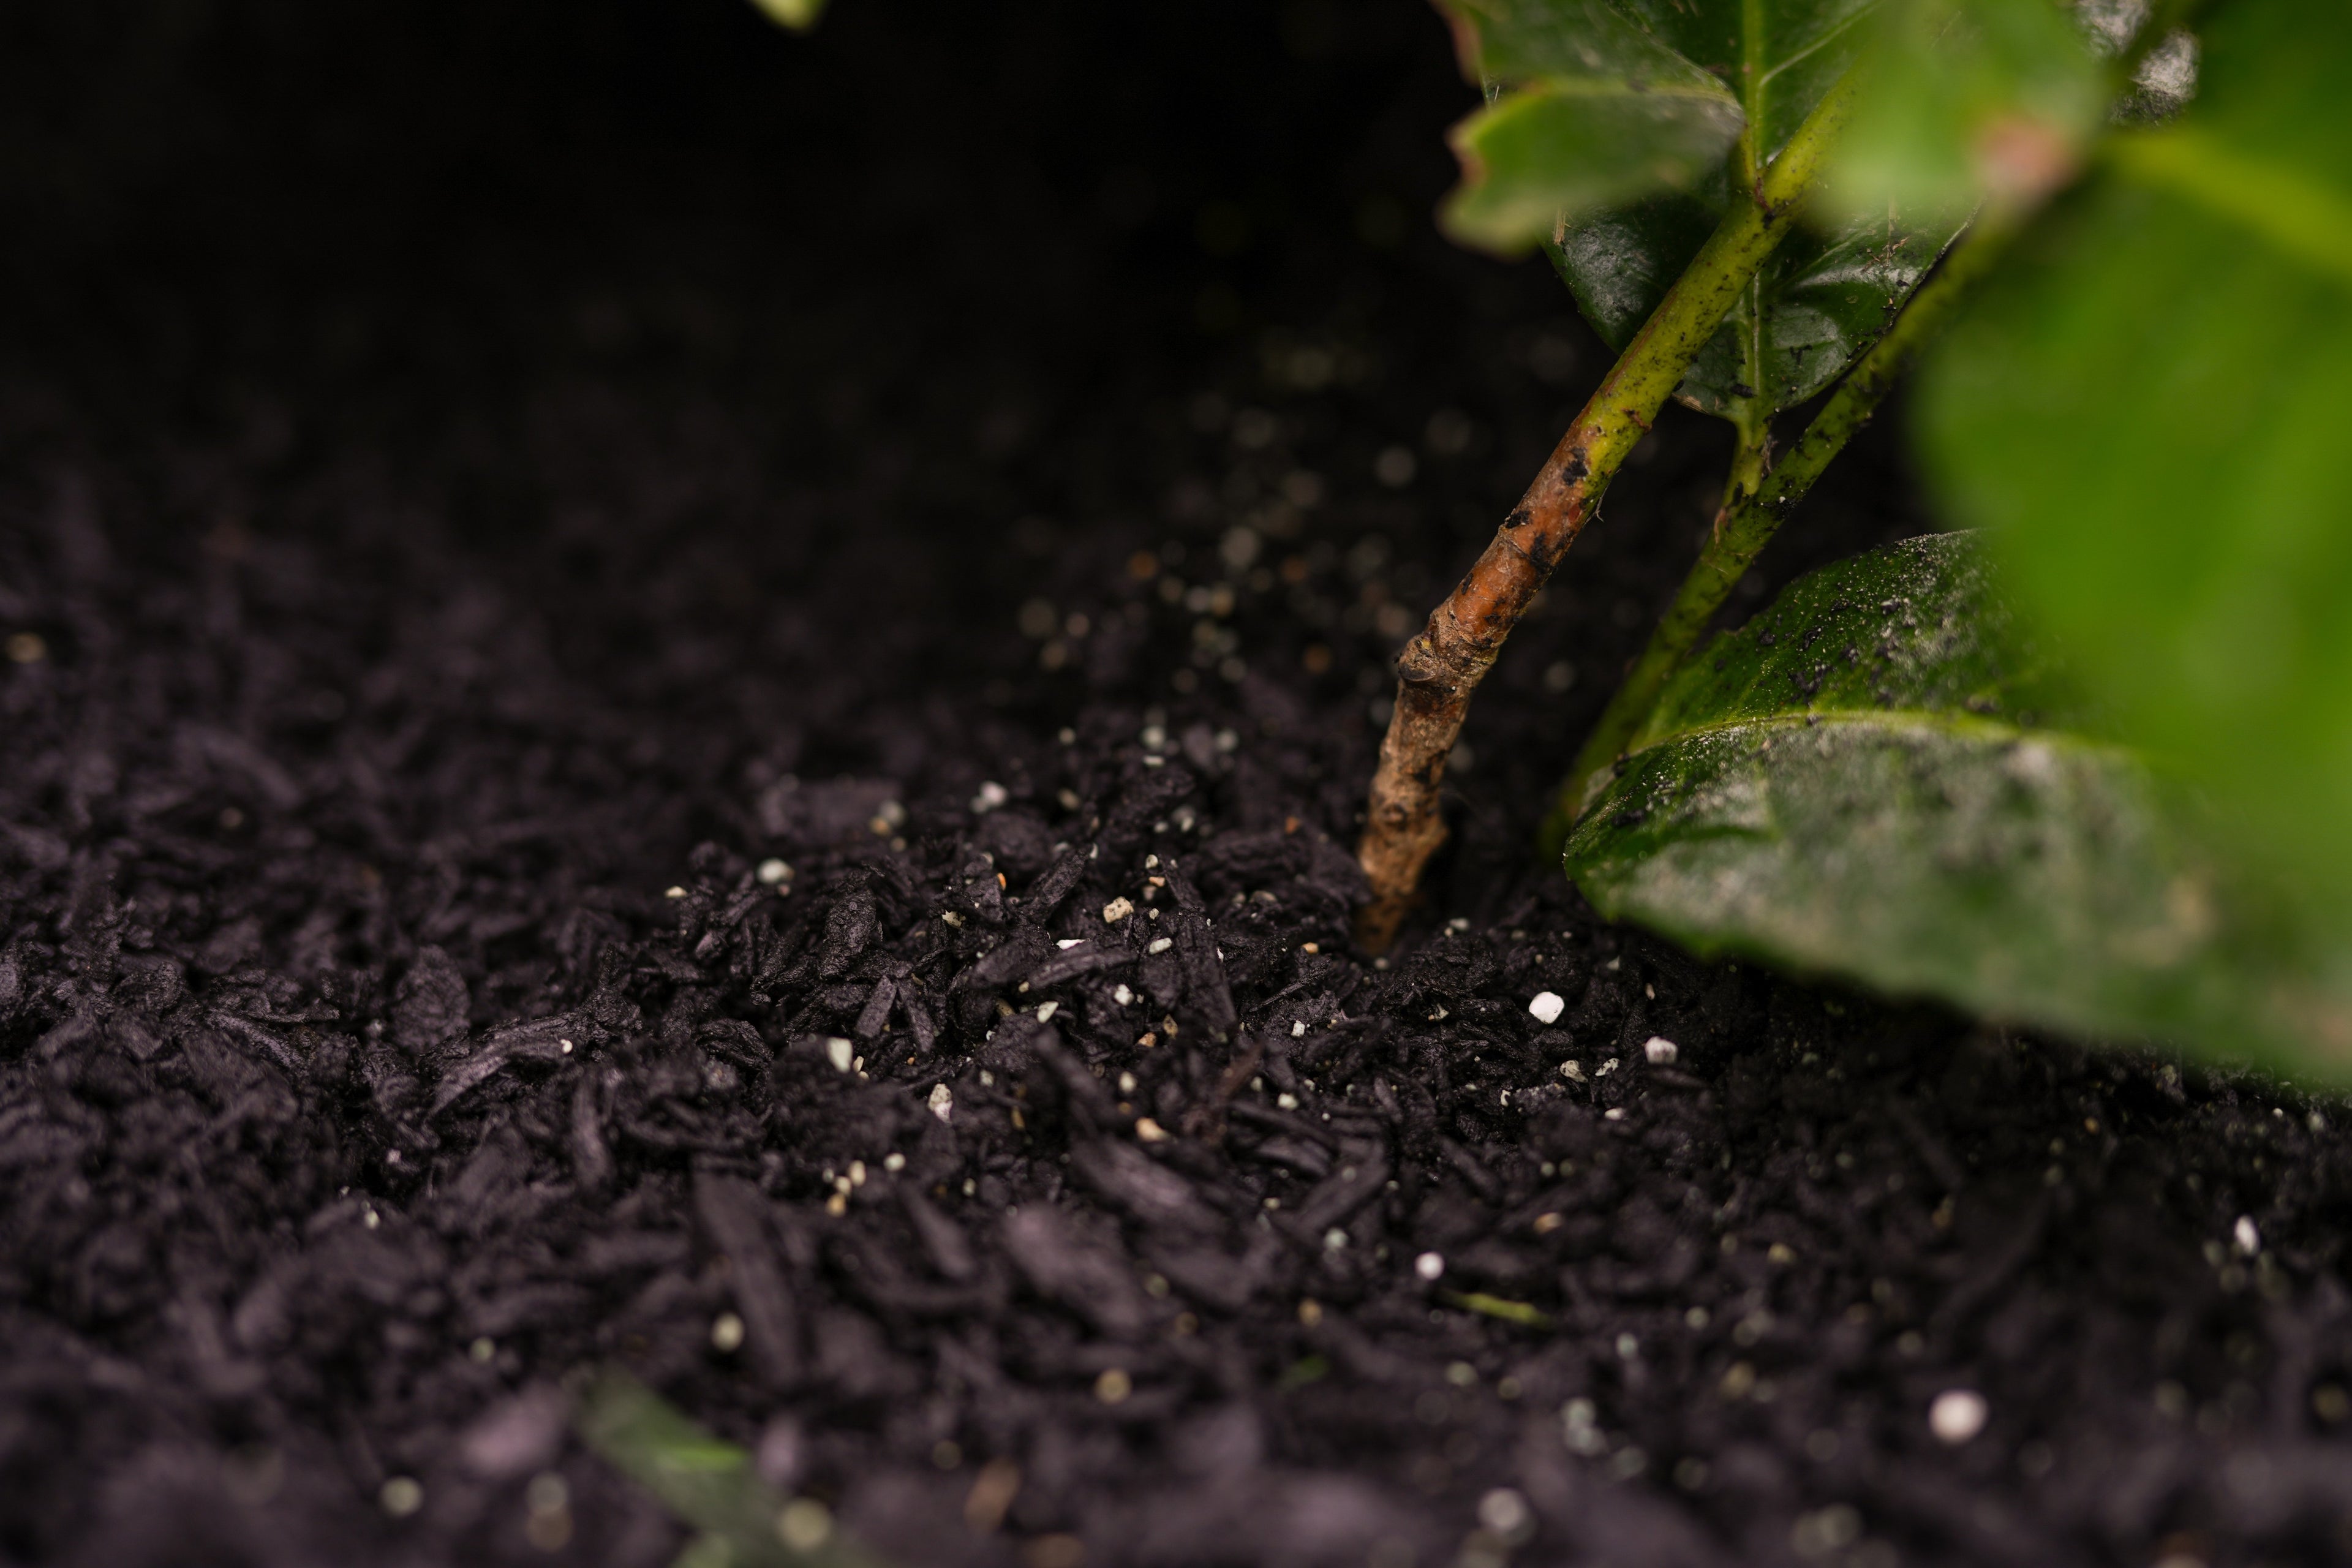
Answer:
0;0;1927;834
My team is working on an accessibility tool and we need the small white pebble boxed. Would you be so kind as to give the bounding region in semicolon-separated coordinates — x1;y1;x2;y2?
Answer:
883;1152;906;1172
1604;1107;1625;1121
1102;897;1134;924
1644;1036;1678;1065
941;910;964;927
1136;1117;1170;1142
1035;1001;1059;1023
1930;1389;1989;1444
1529;990;1566;1025
1291;1020;1307;1038
824;1037;854;1072
1559;1060;1585;1082
927;1084;954;1122
2234;1215;2260;1255
756;858;791;884
1324;1227;1348;1251
711;1313;745;1352
971;781;1009;813
363;1208;381;1230
848;1160;866;1186
1057;938;1083;950
559;1038;574;1055
1117;1072;1137;1094
1113;983;1134;1006
1415;1251;1445;1282
1477;1488;1530;1539
1276;1093;1298;1110
1148;937;1173;954
664;886;687;899
777;1499;832;1553
380;1477;423;1517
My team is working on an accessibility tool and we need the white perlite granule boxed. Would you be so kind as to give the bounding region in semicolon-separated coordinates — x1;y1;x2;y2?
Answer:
1929;1389;1988;1444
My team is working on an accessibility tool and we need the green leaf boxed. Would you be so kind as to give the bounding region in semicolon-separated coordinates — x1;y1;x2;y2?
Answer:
1822;0;2109;224
1564;534;2352;1078
1438;0;1772;254
573;1370;883;1568
1551;187;1956;417
1449;86;1746;252
1917;1;2352;927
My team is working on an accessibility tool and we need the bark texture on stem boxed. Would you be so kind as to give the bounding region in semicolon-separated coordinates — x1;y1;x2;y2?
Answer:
1541;216;2013;847
1352;72;1858;952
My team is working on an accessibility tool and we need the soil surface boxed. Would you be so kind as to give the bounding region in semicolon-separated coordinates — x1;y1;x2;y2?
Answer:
5;4;2351;1567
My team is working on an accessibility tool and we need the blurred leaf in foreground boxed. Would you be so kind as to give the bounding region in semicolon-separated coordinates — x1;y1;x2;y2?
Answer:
1823;0;2108;224
574;1369;882;1568
1919;1;2352;925
1564;534;2352;1077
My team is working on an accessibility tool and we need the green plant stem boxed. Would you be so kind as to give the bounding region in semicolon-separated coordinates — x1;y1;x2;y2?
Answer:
1538;0;2208;853
1351;64;1862;952
1545;216;2014;845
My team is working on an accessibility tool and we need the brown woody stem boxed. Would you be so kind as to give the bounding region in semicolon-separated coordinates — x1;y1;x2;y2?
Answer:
1351;68;1858;952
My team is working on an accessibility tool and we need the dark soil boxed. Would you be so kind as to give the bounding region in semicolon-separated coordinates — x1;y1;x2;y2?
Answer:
5;4;2351;1567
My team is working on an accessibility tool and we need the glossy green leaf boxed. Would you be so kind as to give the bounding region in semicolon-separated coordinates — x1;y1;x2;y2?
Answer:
1918;1;2352;929
1551;186;1954;417
574;1371;883;1568
1564;534;2352;1077
1822;0;2109;225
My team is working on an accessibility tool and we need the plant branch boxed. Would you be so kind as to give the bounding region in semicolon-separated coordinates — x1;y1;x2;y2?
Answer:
1351;66;1861;953
1543;215;2015;846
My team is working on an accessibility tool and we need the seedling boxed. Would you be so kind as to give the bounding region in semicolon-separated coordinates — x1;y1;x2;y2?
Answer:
575;1370;881;1568
1358;0;2352;1079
